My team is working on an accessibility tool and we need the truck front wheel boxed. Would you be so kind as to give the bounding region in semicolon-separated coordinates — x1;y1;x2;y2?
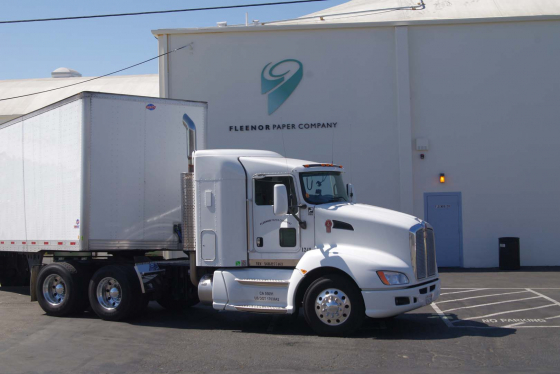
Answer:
88;265;145;321
303;274;365;336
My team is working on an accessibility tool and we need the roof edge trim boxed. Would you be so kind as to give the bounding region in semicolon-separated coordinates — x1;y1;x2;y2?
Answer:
152;14;560;36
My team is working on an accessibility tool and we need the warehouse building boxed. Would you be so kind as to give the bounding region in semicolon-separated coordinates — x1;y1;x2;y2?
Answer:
152;0;560;267
0;69;158;124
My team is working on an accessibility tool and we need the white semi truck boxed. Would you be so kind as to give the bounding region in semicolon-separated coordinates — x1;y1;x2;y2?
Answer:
0;92;440;336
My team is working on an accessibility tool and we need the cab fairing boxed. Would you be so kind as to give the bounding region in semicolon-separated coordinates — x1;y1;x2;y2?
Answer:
294;244;411;291
315;203;420;264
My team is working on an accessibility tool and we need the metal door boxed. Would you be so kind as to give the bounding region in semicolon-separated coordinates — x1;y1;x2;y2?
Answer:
425;193;463;267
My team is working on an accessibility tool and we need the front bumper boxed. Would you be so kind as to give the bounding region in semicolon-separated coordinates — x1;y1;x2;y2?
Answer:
362;278;440;318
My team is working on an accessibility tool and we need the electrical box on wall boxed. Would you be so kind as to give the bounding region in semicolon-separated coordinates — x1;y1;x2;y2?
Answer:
416;138;429;151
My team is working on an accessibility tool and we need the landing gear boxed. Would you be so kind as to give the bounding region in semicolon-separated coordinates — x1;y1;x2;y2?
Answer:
303;274;364;336
36;262;89;316
88;265;147;321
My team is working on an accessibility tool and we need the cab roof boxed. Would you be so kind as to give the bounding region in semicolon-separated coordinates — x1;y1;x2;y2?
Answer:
194;149;344;177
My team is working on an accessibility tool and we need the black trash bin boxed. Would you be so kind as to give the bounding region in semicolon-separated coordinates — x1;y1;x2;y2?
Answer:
499;237;520;270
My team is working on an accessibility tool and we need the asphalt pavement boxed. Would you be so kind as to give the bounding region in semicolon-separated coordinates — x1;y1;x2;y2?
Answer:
1;269;559;374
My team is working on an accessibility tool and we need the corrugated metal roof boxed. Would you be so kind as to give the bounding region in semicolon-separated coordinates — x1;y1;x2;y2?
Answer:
273;0;560;25
0;74;158;120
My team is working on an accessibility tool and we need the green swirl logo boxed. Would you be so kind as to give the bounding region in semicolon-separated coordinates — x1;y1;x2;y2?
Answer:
261;59;303;115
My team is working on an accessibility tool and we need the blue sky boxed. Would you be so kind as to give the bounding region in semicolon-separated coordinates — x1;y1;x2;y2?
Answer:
0;0;347;80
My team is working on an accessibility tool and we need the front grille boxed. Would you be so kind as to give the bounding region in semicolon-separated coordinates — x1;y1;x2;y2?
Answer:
412;225;437;280
415;232;427;279
426;229;436;276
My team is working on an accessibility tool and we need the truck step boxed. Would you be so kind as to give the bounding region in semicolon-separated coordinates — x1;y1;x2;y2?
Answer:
234;278;290;287
234;305;288;314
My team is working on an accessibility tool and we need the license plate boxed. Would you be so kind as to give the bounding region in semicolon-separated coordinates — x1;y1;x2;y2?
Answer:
425;294;433;306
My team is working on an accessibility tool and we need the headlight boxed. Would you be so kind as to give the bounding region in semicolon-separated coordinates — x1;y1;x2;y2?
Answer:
377;271;409;285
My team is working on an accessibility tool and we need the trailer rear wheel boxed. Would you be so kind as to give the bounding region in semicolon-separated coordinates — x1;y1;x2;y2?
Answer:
88;265;143;321
36;262;87;317
303;274;364;336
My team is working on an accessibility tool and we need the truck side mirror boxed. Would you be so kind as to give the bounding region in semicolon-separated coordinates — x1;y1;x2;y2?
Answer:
273;184;289;216
347;183;356;203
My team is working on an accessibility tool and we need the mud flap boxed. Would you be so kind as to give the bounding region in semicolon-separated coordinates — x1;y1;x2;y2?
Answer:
134;262;165;294
30;264;44;302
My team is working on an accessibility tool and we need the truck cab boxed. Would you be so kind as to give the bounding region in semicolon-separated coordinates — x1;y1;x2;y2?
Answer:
190;149;440;335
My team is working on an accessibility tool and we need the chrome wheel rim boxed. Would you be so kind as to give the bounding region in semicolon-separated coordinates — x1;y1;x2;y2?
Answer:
96;277;122;310
315;288;351;326
43;274;67;306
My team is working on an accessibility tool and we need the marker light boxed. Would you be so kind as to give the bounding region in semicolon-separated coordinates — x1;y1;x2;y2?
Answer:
377;271;409;285
439;173;445;183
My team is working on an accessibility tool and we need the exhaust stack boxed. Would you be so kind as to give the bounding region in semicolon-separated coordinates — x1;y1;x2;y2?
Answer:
183;113;196;172
181;113;198;286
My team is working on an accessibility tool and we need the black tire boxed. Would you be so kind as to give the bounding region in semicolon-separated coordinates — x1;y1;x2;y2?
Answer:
303;274;365;336
156;290;199;310
36;262;88;317
67;261;93;312
88;265;144;321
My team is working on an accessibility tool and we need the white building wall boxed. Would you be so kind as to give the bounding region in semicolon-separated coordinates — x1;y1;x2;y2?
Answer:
409;20;560;267
166;27;403;211
160;18;560;267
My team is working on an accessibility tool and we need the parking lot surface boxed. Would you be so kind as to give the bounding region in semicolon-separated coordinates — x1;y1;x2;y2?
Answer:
1;269;559;374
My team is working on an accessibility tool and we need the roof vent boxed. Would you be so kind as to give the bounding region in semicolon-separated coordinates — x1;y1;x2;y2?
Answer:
51;67;82;78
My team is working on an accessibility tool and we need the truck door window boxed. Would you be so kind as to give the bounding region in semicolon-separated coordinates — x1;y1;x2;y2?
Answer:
254;176;297;211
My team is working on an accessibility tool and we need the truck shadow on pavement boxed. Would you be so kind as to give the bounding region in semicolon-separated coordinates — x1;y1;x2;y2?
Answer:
117;303;516;340
1;286;517;339
0;285;31;295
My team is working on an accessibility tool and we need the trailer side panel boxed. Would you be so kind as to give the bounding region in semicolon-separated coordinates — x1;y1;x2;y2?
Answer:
0;120;26;251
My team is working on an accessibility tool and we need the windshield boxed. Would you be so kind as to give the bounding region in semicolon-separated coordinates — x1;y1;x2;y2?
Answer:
299;171;348;205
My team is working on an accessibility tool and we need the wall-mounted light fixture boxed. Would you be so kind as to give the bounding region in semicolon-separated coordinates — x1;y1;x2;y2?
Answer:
439;173;445;183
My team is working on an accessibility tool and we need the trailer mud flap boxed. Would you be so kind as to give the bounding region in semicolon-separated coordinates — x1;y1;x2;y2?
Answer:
30;264;44;302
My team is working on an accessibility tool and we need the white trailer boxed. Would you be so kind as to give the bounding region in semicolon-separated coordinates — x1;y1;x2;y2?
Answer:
0;92;439;336
0;92;206;283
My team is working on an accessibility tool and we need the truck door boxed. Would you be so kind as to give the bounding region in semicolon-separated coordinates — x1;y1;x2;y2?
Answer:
252;175;300;254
